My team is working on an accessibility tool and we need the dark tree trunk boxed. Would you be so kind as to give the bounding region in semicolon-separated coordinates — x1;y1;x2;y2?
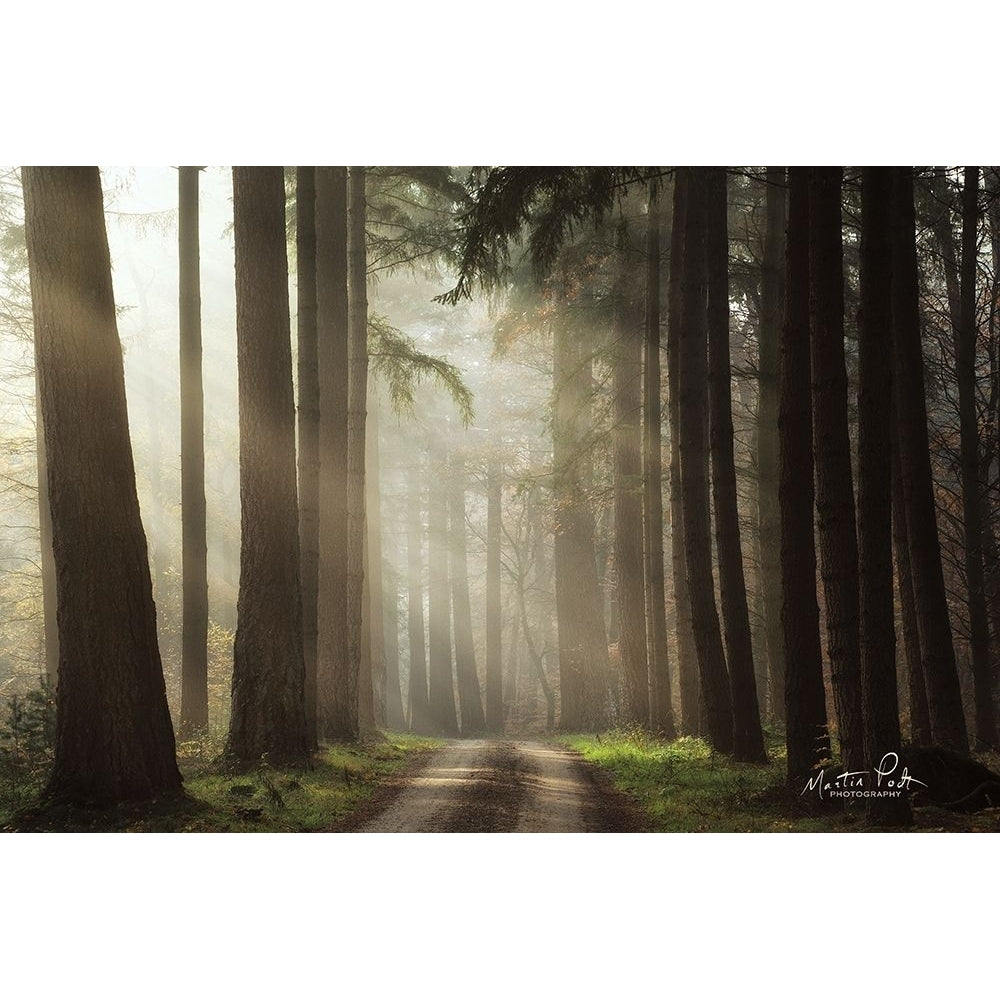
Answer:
706;166;765;763
34;376;58;687
295;165;320;747
892;423;932;745
957;167;996;748
450;459;487;734
347;167;374;735
858;167;911;826
406;460;432;734
808;166;864;773
678;167;733;755
315;167;353;740
427;437;459;735
758;166;787;721
227;166;309;765
552;319;609;732
643;194;676;737
780;167;830;785
485;454;504;733
890;167;970;755
23;166;182;804
666;171;700;735
365;391;389;729
613;246;650;727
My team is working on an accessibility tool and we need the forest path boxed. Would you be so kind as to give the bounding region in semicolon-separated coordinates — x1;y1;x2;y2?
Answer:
343;740;642;833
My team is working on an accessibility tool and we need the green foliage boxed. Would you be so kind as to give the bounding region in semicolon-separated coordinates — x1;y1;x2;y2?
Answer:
0;681;55;817
368;314;474;425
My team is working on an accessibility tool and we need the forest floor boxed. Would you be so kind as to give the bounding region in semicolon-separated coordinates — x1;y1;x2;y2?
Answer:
4;734;442;832
564;729;1000;832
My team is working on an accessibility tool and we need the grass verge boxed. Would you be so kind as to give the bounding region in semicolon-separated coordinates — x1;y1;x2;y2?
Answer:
6;733;441;832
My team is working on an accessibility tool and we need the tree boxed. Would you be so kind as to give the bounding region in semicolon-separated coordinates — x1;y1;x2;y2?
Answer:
857;166;911;826
808;166;864;772
706;166;764;762
890;167;970;755
296;165;320;745
227;166;309;765
407;458;433;733
678;166;733;754
485;454;504;733
22;165;182;803
780;167;830;784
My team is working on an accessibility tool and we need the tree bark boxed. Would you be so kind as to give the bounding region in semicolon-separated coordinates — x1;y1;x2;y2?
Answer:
666;171;700;735
227;166;309;765
858;167;912;826
450;458;487;733
891;167;970;755
808;166;864;773
295;165;320;747
406;460;432;734
485;454;504;733
34;376;58;687
365;389;389;729
706;166;765;762
23;166;182;803
758;167;786;721
780;167;830;784
678;167;733;755
315;167;353;740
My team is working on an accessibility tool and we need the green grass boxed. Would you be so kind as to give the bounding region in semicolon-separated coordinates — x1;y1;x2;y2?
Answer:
5;733;441;833
561;728;999;832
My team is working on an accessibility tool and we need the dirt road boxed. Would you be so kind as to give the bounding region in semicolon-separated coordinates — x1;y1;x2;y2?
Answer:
343;739;642;833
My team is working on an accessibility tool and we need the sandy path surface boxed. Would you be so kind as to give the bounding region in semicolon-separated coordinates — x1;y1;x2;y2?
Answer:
349;740;640;833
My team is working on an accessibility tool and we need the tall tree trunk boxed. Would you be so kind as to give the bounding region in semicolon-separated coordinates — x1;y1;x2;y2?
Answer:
450;458;487;734
892;423;932;745
780;167;830;784
758;166;787;721
406;460;432;734
644;194;676;737
383;550;404;731
427;436;459;735
858;167;911;826
295;165;320;747
552;318;609;731
227;166;309;765
613;242;650;727
666;172;700;734
34;376;58;687
485;454;504;732
706;166;765;763
23;166;182;803
678;167;733;754
957;167;996;748
890;167;970;754
347;167;373;735
503;609;520;724
365;389;389;729
808;166;864;773
315;167;353;740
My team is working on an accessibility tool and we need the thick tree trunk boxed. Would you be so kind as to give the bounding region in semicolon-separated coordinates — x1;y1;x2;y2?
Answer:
613;252;650;727
644;195;676;737
706;167;765;763
758;166;787;722
666;172;700;735
552;319;609;732
295;165;320;747
406;461;432;734
891;167;970;755
485;454;504;733
227;166;309;765
450;459;487;734
427;436;459;735
315;167;353;740
858;167;911;826
678;167;733;754
808;166;864;772
34;376;58;687
23;166;182;804
347;167;373;735
957;167;996;748
780;168;830;785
